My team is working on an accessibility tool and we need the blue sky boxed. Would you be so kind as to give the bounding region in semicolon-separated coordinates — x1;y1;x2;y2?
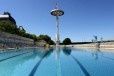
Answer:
0;0;114;42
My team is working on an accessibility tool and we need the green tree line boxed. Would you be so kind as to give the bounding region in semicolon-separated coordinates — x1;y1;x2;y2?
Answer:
0;20;55;45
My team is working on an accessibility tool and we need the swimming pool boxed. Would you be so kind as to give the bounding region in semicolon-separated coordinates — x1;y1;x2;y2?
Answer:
0;47;114;76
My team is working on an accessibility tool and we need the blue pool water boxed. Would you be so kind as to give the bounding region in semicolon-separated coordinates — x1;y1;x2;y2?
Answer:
0;48;114;76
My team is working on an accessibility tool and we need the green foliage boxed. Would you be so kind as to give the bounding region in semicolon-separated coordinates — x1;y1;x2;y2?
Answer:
0;20;17;34
23;33;37;41
17;28;26;37
0;20;35;39
48;40;55;45
63;38;72;45
29;34;37;41
0;20;55;45
37;35;55;45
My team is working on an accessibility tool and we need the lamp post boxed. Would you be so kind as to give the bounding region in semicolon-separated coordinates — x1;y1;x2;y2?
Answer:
51;3;64;46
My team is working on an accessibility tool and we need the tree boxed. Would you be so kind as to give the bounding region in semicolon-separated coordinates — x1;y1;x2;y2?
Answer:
17;26;26;37
63;38;72;45
37;35;55;45
0;20;17;34
37;35;51;42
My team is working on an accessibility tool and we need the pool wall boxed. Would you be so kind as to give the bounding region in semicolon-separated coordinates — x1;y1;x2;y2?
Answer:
63;42;114;50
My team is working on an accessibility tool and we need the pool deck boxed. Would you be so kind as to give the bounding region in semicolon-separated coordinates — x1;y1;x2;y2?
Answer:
50;44;114;50
59;42;114;50
0;43;114;53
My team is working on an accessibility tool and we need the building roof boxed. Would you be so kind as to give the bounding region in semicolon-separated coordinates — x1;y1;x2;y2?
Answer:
0;12;16;24
0;15;9;18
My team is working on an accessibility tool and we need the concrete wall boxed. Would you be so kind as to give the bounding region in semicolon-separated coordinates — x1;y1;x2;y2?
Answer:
100;42;114;49
0;31;34;48
66;42;114;49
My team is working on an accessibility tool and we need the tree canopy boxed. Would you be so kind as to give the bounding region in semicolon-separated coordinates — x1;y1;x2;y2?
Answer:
0;20;18;34
63;38;72;45
37;35;55;45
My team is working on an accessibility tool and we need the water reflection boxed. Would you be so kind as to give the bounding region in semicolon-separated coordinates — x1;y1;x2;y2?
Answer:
55;47;61;76
0;49;37;76
45;48;54;58
29;48;53;76
91;49;104;60
91;49;100;60
62;47;71;56
0;48;54;76
0;49;33;62
96;49;114;61
62;47;90;76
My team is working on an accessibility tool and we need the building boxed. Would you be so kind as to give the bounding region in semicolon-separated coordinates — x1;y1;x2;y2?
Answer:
0;12;16;25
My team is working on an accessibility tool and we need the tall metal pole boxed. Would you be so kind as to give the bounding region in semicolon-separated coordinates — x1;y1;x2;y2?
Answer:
56;16;60;46
51;1;64;47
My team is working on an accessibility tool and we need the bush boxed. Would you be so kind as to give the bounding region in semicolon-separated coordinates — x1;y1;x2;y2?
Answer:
63;38;72;45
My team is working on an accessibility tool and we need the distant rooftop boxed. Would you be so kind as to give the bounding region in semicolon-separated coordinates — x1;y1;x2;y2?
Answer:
0;12;16;24
0;14;9;18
